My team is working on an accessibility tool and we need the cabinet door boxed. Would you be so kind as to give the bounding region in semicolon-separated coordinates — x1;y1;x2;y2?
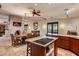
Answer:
56;36;70;49
56;39;62;47
71;39;79;55
62;37;70;49
56;37;64;48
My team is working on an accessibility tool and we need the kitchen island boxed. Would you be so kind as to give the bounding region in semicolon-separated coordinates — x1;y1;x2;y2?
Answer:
26;36;58;56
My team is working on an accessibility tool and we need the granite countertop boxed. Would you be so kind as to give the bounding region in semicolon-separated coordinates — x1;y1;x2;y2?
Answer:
47;33;79;39
26;36;58;47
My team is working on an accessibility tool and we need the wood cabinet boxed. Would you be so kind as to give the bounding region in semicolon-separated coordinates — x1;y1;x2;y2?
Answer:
47;34;79;55
56;36;79;55
70;38;79;55
27;42;45;56
56;36;70;50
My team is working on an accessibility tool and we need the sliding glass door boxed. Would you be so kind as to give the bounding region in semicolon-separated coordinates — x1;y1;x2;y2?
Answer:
47;22;58;34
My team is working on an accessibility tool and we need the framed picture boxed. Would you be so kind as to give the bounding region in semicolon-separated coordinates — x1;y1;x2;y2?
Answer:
13;22;21;26
33;22;38;30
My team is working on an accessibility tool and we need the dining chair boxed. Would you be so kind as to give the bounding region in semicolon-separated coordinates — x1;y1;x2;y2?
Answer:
10;34;17;46
11;34;23;46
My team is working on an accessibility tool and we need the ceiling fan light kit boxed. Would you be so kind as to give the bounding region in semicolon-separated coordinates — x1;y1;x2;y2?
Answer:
34;4;38;6
64;8;69;18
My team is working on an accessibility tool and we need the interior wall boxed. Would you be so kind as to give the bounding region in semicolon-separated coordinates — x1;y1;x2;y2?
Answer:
46;19;68;35
25;18;68;35
0;14;79;37
0;14;9;36
0;14;10;41
46;18;79;35
66;18;79;35
25;17;79;35
23;18;47;36
9;15;23;35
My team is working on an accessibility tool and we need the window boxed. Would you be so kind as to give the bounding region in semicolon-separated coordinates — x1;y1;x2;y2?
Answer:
24;24;28;32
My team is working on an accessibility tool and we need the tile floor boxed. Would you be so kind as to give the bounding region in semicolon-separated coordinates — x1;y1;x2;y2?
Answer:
0;37;77;56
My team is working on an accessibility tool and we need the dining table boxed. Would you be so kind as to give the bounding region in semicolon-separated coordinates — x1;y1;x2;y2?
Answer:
15;33;27;44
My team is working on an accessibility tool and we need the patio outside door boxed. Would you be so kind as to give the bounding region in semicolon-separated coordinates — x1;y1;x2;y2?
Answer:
47;22;58;34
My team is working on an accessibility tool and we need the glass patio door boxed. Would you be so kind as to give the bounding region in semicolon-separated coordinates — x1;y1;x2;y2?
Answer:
47;22;58;34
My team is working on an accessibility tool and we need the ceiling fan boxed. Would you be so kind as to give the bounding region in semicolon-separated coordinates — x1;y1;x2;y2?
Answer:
32;9;41;16
64;8;69;18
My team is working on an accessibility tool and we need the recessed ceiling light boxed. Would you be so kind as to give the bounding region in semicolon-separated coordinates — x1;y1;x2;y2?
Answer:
34;4;38;6
48;3;52;5
70;3;76;5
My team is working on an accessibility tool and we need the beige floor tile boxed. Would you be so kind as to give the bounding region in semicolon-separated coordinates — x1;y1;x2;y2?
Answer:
0;39;77;56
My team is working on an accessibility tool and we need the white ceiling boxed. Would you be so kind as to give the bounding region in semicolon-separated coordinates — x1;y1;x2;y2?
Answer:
0;3;79;18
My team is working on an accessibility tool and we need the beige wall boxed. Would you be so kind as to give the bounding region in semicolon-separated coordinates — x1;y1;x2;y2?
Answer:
1;14;79;36
9;15;23;34
24;18;67;35
25;17;79;35
23;18;47;36
66;18;79;35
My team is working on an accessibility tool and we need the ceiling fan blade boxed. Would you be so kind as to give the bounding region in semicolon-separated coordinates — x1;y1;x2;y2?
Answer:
32;13;40;16
0;4;2;8
37;10;40;13
36;13;40;16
